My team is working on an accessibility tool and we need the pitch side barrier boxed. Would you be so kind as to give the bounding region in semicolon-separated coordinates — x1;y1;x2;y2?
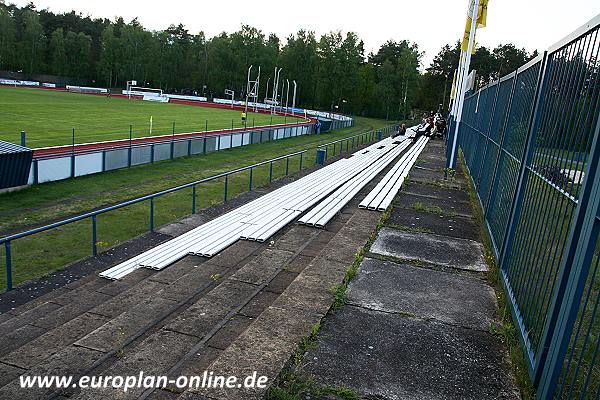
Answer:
25;121;315;185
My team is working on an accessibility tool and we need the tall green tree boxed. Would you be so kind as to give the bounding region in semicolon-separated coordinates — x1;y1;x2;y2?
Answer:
48;27;66;75
0;4;16;71
20;8;45;74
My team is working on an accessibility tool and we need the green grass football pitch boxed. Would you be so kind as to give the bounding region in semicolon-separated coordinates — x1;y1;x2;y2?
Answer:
0;86;299;148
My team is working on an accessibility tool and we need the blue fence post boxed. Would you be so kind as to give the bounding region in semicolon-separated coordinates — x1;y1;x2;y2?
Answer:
33;160;38;184
5;241;12;291
149;198;154;232
91;215;97;256
71;128;76;178
192;185;196;214
20;131;26;147
316;149;326;166
128;125;133;167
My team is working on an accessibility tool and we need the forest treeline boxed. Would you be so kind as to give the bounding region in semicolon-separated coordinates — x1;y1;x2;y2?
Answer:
0;1;537;119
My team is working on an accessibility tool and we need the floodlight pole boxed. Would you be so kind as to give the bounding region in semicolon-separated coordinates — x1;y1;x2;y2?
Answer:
255;66;260;112
280;76;285;113
271;67;278;107
285;79;290;115
265;77;271;103
292;80;297;113
245;65;253;114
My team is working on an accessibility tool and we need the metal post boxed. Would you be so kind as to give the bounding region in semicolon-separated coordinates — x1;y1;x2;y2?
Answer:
249;168;253;191
128;125;133;167
285;157;289;176
5;241;12;291
224;175;229;202
300;153;303;170
192;185;196;214
149;198;154;232
205;119;208;132
20;131;26;147
292;80;297;110
92;215;97;256
448;0;480;169
269;162;273;182
33;159;38;184
71;128;75;178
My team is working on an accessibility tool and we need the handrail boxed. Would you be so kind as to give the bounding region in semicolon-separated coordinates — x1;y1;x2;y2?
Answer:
0;149;309;244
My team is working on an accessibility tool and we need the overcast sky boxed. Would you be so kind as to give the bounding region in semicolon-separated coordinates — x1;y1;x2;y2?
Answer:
10;0;600;67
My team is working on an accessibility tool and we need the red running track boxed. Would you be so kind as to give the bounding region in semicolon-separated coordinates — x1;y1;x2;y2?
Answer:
0;85;314;159
33;119;315;159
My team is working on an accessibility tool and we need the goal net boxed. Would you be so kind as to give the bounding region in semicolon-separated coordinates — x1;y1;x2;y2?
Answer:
66;85;109;94
127;86;163;97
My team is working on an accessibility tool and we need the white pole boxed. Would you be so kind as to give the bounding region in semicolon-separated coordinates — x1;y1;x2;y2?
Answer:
255;66;261;112
246;65;252;114
451;51;466;119
285;79;290;115
448;0;479;169
265;77;271;103
292;80;297;113
280;76;285;113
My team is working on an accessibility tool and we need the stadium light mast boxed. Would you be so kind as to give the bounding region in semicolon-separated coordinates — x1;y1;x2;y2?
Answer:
272;67;282;115
245;65;253;114
285;79;290;115
255;66;260;112
265;76;271;103
292;80;297;112
280;76;285;113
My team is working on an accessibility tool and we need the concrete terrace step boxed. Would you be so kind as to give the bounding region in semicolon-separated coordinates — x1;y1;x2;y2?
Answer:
302;139;520;400
0;141;397;400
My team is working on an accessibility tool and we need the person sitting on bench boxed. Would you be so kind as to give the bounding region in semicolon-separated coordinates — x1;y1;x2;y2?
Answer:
412;120;432;140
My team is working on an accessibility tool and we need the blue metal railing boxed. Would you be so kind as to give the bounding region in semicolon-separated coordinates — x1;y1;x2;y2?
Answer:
456;13;600;399
0;124;392;292
317;125;398;161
